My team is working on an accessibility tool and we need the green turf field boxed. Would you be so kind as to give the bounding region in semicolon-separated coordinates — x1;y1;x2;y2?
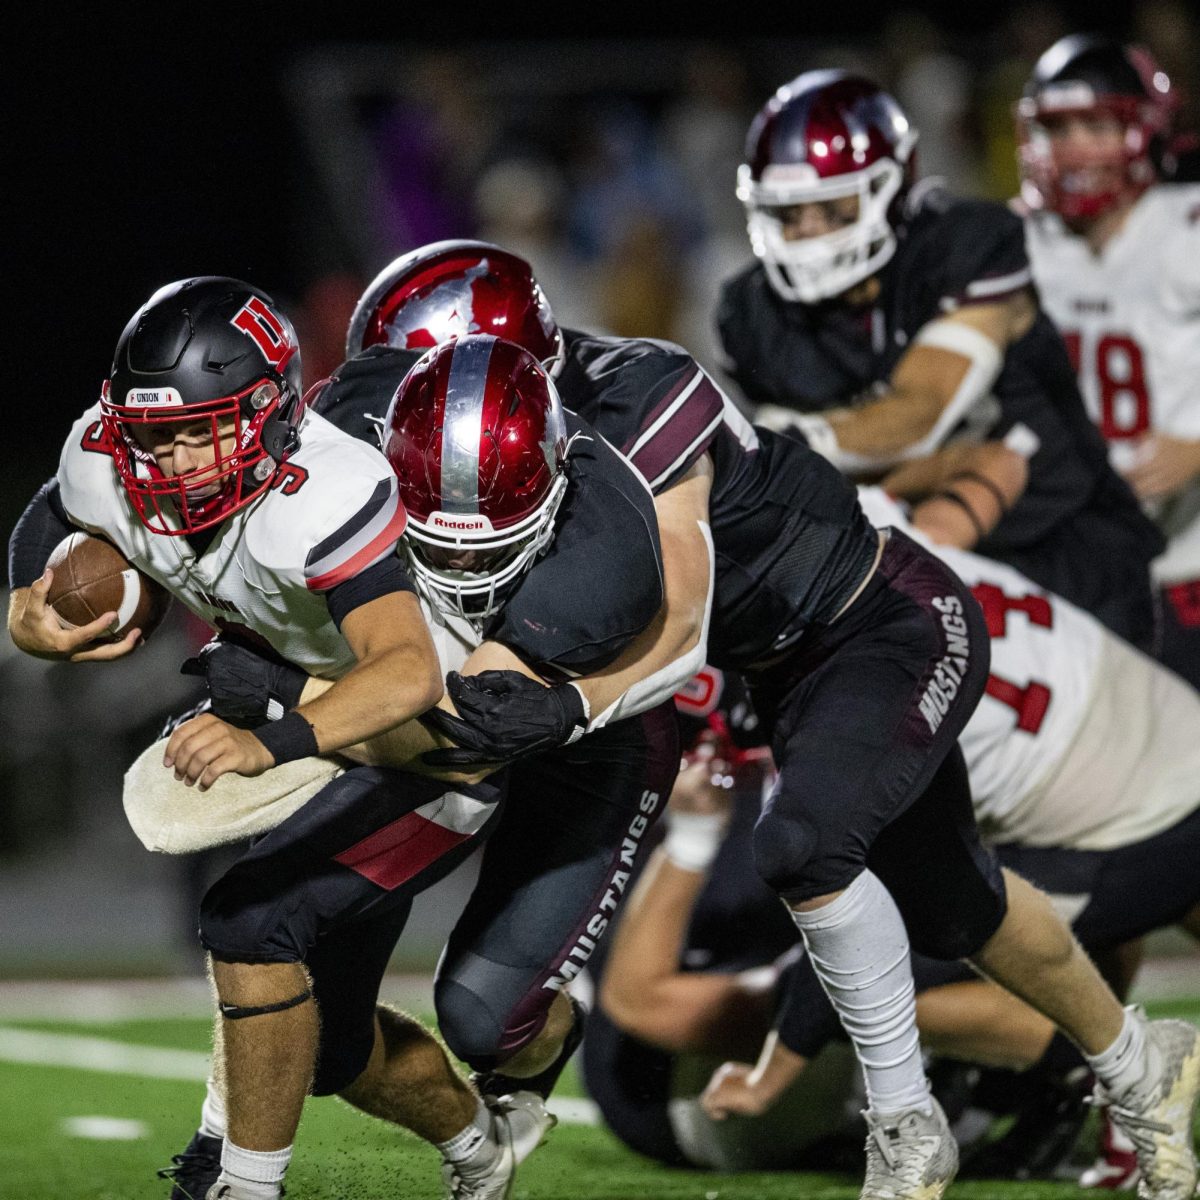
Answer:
1;1000;1197;1200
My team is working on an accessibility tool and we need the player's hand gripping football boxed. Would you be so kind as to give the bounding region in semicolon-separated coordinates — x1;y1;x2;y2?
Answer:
420;669;588;766
163;712;275;790
8;568;141;662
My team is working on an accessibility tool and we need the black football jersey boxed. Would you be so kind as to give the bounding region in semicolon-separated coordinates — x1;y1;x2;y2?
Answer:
556;331;879;668
310;348;663;680
716;189;1164;645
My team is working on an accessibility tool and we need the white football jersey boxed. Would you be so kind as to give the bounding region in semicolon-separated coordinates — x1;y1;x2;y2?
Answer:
58;405;408;679
859;488;1200;849
1025;184;1200;582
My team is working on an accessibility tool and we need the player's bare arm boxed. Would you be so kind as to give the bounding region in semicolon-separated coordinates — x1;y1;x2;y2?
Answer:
786;291;1035;471
883;441;1030;548
7;569;141;663
166;590;442;790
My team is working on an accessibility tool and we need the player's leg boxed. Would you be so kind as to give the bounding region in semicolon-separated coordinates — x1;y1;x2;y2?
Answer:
435;701;680;1098
751;532;995;1197
193;766;502;1199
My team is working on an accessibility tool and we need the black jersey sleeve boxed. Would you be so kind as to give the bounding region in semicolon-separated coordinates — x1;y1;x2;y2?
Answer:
485;412;664;679
559;332;726;493
8;476;77;589
919;198;1033;314
308;345;423;445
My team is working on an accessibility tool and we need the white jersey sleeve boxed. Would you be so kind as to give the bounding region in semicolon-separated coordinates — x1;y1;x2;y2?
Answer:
858;486;1200;850
1026;185;1200;582
57;406;408;679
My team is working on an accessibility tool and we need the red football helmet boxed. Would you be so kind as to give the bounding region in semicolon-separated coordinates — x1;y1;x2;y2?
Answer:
738;70;918;303
100;277;304;536
346;240;565;376
383;334;569;622
1018;34;1177;223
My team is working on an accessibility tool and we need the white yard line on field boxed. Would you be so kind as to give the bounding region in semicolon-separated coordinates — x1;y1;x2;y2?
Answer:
0;1024;601;1125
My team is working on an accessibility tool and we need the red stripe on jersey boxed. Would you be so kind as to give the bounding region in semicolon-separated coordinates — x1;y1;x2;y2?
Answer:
305;500;409;591
334;809;473;891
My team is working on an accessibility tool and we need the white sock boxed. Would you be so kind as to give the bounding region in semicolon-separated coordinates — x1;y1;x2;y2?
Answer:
435;1097;499;1175
219;1140;291;1199
790;869;930;1115
199;1076;227;1139
1086;1006;1153;1101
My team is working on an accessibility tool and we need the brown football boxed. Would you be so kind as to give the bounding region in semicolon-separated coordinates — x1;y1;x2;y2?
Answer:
46;533;171;643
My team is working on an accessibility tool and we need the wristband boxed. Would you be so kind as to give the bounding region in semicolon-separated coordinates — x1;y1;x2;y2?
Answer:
929;489;986;541
948;470;1011;516
662;810;727;873
253;711;319;766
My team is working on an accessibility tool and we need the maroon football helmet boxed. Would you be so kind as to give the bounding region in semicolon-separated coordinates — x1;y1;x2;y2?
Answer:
1018;34;1176;223
383;334;569;622
738;70;918;303
346;240;565;377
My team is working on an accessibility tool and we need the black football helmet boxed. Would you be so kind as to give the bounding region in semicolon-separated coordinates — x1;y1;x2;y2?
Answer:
1018;34;1176;221
101;277;304;535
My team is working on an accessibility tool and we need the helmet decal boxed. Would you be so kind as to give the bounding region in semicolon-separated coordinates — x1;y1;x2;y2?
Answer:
385;260;491;350
231;295;298;373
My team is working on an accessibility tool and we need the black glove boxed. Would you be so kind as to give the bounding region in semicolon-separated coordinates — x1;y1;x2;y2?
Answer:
180;638;308;730
420;670;588;767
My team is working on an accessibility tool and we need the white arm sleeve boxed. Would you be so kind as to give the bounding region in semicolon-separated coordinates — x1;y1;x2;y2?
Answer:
585;520;715;731
782;320;1005;474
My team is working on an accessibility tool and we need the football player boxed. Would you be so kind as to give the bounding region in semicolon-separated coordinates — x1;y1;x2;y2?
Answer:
340;242;1200;1199
1019;34;1200;690
717;70;1163;651
588;481;1200;1184
122;329;696;1200
7;288;679;1200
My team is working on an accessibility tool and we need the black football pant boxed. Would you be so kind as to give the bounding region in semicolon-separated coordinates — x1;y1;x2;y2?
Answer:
750;529;1008;960
434;700;680;1071
198;765;503;1094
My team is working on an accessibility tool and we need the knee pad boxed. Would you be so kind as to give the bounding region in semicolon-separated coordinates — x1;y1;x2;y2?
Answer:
199;872;315;964
434;977;511;1071
905;891;1008;961
312;1027;374;1097
752;810;822;896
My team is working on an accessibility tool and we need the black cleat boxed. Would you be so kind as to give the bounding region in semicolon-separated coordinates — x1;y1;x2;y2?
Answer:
472;995;588;1101
157;1130;222;1200
958;1065;1092;1180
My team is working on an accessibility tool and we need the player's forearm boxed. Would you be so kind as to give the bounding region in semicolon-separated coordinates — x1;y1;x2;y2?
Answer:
743;1031;809;1109
295;642;442;756
825;389;948;462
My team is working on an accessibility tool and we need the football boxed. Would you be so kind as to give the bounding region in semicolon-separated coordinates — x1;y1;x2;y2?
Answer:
45;532;171;643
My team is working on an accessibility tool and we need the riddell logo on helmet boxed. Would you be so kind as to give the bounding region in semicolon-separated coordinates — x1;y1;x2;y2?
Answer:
430;513;491;532
125;387;184;407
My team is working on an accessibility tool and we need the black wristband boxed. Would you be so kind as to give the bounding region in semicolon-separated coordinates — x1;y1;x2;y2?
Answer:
253;710;319;765
948;469;1011;516
929;489;987;542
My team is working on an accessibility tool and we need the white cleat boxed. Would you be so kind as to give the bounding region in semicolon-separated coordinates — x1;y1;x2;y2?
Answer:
441;1090;557;1200
1095;1018;1200;1200
860;1097;959;1200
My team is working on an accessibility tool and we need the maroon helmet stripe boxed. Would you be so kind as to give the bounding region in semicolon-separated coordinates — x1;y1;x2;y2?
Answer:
440;336;494;513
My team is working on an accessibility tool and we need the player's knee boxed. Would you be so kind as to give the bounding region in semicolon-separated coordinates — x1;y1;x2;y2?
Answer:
752;810;825;896
907;894;1008;961
199;874;315;964
313;1028;373;1097
435;977;509;1070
